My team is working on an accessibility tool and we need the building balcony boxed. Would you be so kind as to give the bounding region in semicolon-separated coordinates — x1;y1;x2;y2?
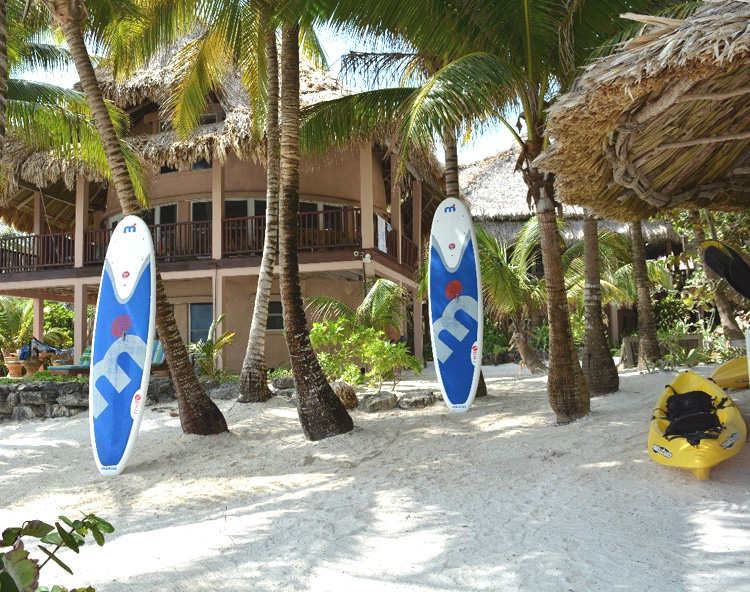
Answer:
0;206;418;275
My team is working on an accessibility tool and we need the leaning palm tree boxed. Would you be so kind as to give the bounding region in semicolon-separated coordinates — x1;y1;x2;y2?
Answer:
279;24;352;440
38;0;227;435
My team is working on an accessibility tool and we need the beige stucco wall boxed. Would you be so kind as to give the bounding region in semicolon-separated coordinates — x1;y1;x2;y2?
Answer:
104;147;367;223
163;274;365;373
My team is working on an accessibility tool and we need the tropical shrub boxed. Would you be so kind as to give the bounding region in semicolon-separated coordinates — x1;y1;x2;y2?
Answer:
43;302;74;348
0;514;113;592
653;293;691;333
483;318;511;357
0;298;68;355
187;314;235;378
310;316;420;390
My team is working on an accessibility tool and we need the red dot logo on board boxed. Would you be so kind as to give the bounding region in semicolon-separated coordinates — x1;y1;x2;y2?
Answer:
111;314;132;338
445;280;463;299
122;271;130;279
449;243;456;250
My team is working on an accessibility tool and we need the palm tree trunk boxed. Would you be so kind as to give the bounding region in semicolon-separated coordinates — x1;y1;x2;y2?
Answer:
279;25;352;440
582;214;618;394
525;159;588;422
689;210;743;341
629;220;661;367
510;316;546;373
54;8;227;435
238;26;279;403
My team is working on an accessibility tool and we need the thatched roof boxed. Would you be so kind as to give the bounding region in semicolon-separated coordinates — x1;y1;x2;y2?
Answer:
96;37;349;171
537;0;750;221
461;146;679;247
0;138;107;233
460;145;584;220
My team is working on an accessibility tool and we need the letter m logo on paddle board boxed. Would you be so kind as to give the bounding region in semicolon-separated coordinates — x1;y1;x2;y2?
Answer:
429;199;483;412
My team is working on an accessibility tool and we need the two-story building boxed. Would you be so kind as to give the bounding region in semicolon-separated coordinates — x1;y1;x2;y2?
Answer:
0;49;447;371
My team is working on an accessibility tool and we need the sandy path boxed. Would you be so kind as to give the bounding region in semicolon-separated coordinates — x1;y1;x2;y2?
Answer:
2;364;749;591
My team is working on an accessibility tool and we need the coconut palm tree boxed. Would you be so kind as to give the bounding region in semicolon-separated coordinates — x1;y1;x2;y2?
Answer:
580;214;618;394
37;0;227;435
279;24;352;440
629;220;661;367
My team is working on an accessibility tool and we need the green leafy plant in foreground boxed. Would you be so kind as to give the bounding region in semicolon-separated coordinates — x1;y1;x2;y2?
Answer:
0;514;113;592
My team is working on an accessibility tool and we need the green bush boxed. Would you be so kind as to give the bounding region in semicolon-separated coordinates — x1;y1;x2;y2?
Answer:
0;514;113;592
310;316;421;390
483;318;510;357
653;293;691;333
529;323;550;353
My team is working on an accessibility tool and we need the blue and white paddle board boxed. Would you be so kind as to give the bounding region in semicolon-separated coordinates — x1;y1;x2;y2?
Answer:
89;215;156;475
428;199;483;412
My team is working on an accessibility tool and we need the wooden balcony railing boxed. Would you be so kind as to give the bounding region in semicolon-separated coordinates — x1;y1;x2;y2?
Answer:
0;233;74;272
401;235;418;270
0;207;403;274
222;207;362;256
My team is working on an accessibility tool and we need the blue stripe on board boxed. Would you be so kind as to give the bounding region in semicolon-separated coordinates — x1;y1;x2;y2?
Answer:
430;239;479;405
92;262;152;467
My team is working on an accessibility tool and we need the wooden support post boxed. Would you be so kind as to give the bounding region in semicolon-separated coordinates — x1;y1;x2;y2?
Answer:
73;283;87;362
360;147;374;250
74;177;88;267
413;289;424;365
212;163;225;259
391;158;402;263
412;179;422;248
33;298;44;341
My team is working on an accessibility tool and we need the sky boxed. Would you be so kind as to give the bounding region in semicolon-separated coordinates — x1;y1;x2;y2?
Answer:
25;29;516;165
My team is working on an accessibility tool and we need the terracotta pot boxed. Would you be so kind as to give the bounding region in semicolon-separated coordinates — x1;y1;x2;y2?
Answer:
5;361;24;378
22;361;41;376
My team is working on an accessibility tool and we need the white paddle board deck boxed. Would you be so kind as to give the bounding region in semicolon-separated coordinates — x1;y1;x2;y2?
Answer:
89;215;156;475
428;199;483;412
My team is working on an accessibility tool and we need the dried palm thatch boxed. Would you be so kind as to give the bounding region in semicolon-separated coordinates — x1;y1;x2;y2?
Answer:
0;137;107;233
537;0;750;221
460;145;679;248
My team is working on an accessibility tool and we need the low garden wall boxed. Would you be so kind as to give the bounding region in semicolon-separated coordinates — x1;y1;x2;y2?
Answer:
0;378;240;422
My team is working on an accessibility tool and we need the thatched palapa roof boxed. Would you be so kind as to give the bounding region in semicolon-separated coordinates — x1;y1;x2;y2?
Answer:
537;0;750;221
460;145;679;248
98;37;349;171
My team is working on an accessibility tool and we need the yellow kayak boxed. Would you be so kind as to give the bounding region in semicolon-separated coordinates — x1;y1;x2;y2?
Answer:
649;371;746;481
710;356;749;389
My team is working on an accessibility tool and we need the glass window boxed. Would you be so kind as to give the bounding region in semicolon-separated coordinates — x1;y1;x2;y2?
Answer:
192;201;212;221
159;204;177;224
160;164;178;174
225;200;249;219
254;199;267;217
299;202;318;212
201;112;218;125
267;301;283;331
189;303;213;343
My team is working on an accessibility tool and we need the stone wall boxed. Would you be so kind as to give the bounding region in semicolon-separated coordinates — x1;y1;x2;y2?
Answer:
0;379;241;423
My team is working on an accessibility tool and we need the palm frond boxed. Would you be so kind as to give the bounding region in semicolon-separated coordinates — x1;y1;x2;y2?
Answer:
300;87;417;156
306;294;356;323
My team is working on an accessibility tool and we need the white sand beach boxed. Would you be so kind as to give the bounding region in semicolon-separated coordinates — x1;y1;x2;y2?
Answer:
2;364;750;592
